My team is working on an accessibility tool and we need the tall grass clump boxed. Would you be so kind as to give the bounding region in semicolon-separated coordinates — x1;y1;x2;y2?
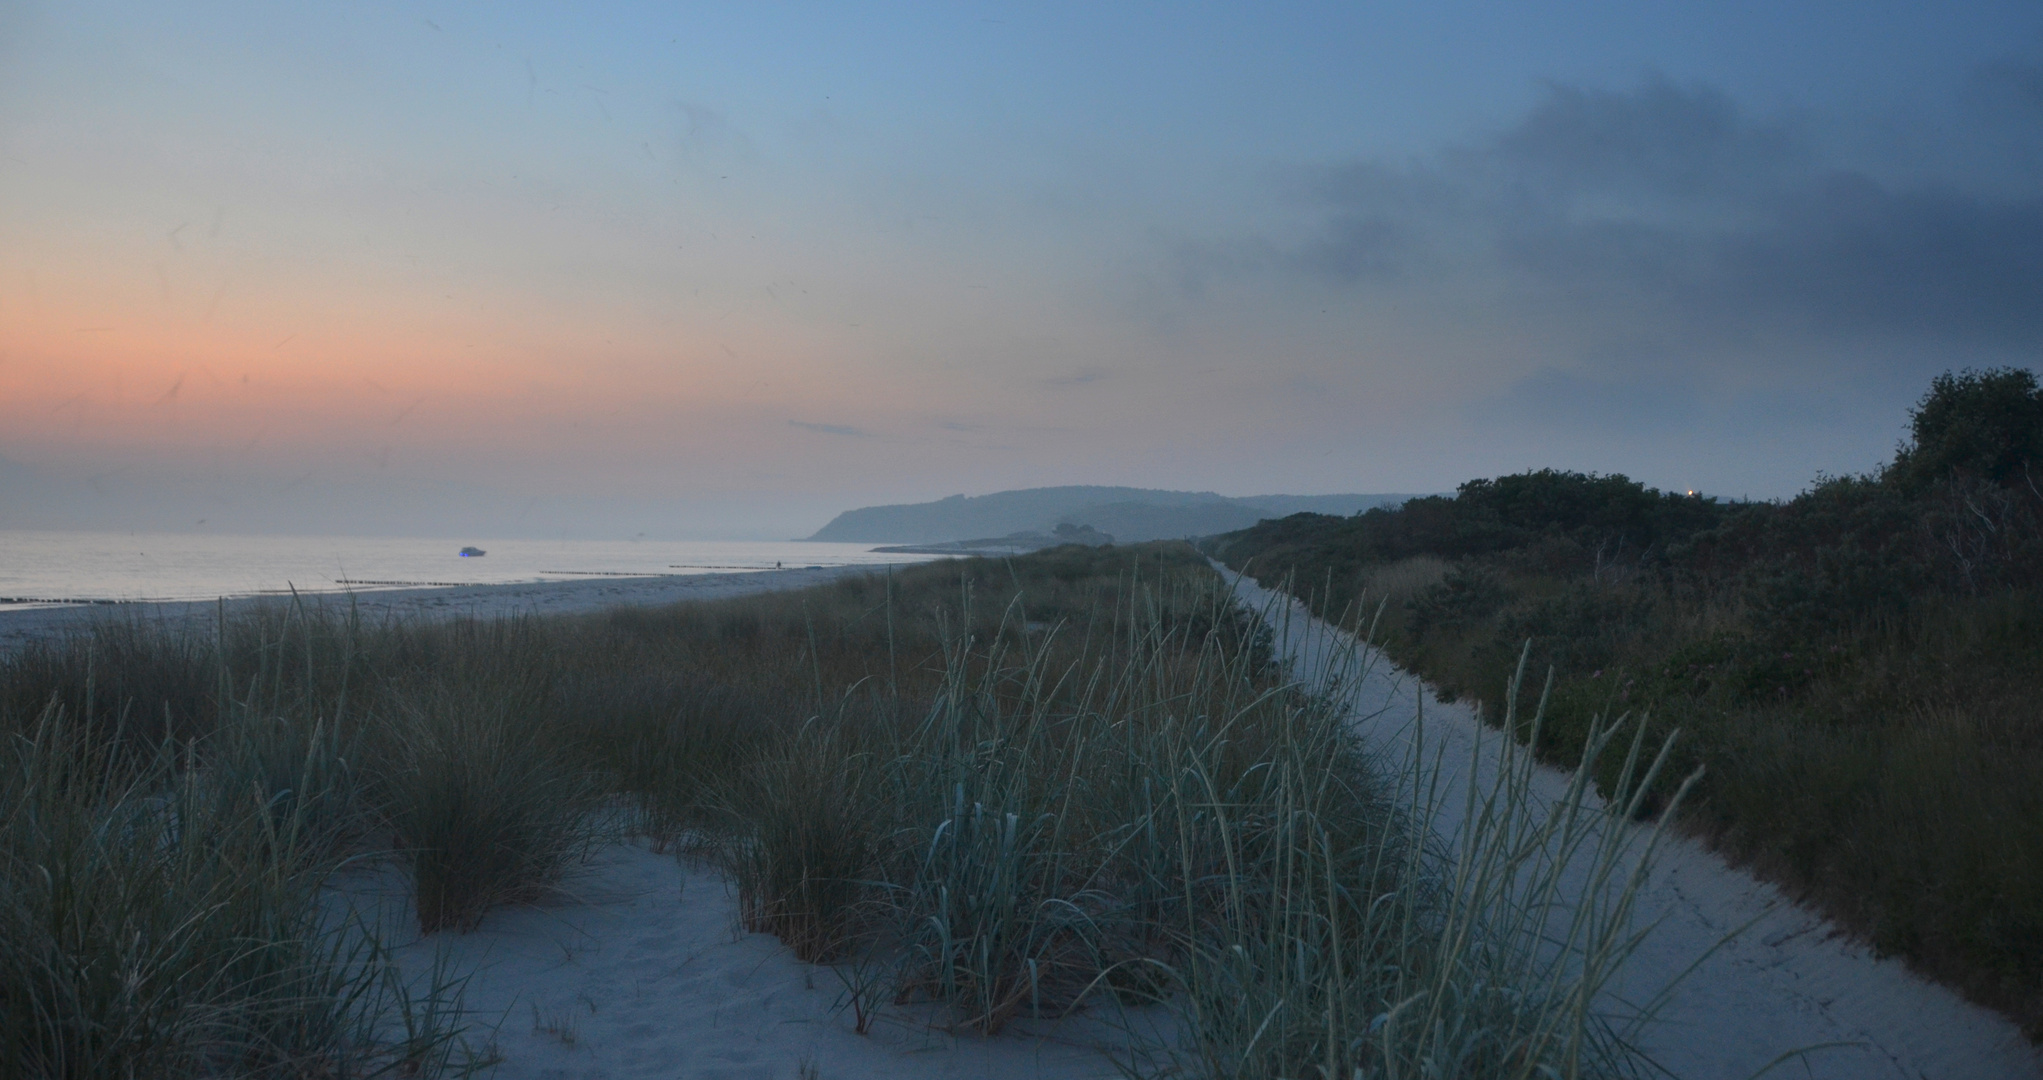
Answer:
719;715;885;962
1165;646;1691;1080
0;617;219;771
367;619;603;934
559;667;788;850
0;600;508;1077
687;548;1674;1075
0;704;473;1078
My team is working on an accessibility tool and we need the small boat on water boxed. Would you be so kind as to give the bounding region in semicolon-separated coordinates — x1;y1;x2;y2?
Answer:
459;546;486;557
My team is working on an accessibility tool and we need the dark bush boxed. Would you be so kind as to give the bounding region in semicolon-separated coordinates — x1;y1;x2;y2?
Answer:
1888;367;2043;493
1206;367;2043;1036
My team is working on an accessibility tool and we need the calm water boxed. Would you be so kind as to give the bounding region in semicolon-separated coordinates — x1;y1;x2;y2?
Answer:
0;531;939;607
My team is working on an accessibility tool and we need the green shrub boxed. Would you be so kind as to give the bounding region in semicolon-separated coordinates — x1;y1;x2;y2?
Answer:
1888;367;2043;492
1207;367;2043;1035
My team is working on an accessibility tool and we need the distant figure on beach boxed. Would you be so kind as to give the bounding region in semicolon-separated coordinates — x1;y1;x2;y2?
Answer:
776;561;782;568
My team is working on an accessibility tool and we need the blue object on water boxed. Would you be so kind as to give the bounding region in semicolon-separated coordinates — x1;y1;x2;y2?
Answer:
458;546;486;557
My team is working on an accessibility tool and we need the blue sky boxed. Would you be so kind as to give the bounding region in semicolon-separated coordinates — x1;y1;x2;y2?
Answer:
2;1;2039;536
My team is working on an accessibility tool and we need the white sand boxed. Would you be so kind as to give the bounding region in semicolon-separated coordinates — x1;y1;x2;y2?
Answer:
1228;570;2042;1080
340;846;1139;1080
0;566;889;653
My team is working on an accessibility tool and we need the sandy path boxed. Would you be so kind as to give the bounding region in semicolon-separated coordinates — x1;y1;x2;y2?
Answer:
0;566;890;653
1228;570;2041;1080
340;846;1135;1080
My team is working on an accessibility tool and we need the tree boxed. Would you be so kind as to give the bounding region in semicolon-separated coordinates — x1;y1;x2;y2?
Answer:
1888;367;2043;493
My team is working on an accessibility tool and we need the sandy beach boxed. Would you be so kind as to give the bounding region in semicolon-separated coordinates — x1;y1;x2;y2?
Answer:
0;566;891;654
8;564;2037;1078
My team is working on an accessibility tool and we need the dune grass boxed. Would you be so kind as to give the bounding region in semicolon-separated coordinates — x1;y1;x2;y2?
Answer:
1203;370;2043;1034
574;546;1682;1075
1208;469;2043;1035
0;604;502;1078
0;543;1683;1077
0;702;477;1079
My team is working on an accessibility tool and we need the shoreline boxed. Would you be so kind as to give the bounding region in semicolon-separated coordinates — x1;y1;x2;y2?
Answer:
0;565;905;653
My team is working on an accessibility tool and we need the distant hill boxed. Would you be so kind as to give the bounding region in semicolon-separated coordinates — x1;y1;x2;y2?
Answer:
806;486;1418;544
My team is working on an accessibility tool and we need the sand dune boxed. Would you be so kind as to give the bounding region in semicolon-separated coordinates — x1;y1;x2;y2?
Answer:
340;846;1137;1080
11;564;2036;1077
1228;569;2041;1080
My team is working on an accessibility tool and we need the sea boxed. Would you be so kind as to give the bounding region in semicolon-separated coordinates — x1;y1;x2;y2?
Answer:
0;531;939;608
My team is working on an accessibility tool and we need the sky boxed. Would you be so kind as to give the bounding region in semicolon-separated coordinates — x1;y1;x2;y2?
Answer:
2;1;2040;539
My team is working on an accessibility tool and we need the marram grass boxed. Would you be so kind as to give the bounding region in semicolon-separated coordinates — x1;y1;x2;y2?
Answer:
0;704;480;1079
0;543;1685;1078
703;553;1687;1077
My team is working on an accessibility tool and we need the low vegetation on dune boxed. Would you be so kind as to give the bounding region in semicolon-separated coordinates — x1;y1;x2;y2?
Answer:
0;623;480;1078
1207;367;2043;1036
0;542;1684;1078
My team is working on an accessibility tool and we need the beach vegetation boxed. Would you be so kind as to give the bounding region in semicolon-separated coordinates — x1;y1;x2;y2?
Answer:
1205;366;2043;1036
0;542;1684;1077
0;699;479;1079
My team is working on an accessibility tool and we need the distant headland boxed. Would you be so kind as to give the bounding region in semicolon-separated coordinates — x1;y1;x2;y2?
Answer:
806;485;1420;545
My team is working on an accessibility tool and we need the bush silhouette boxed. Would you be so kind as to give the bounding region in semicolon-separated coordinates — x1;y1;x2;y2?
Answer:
1889;367;2043;493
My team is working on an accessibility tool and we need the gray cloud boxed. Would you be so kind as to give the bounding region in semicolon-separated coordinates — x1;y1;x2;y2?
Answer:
1971;58;2043;118
788;420;868;437
1500;174;2043;345
1482;79;1802;200
1211;75;2043;357
1292;214;1415;283
1480;367;1703;435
